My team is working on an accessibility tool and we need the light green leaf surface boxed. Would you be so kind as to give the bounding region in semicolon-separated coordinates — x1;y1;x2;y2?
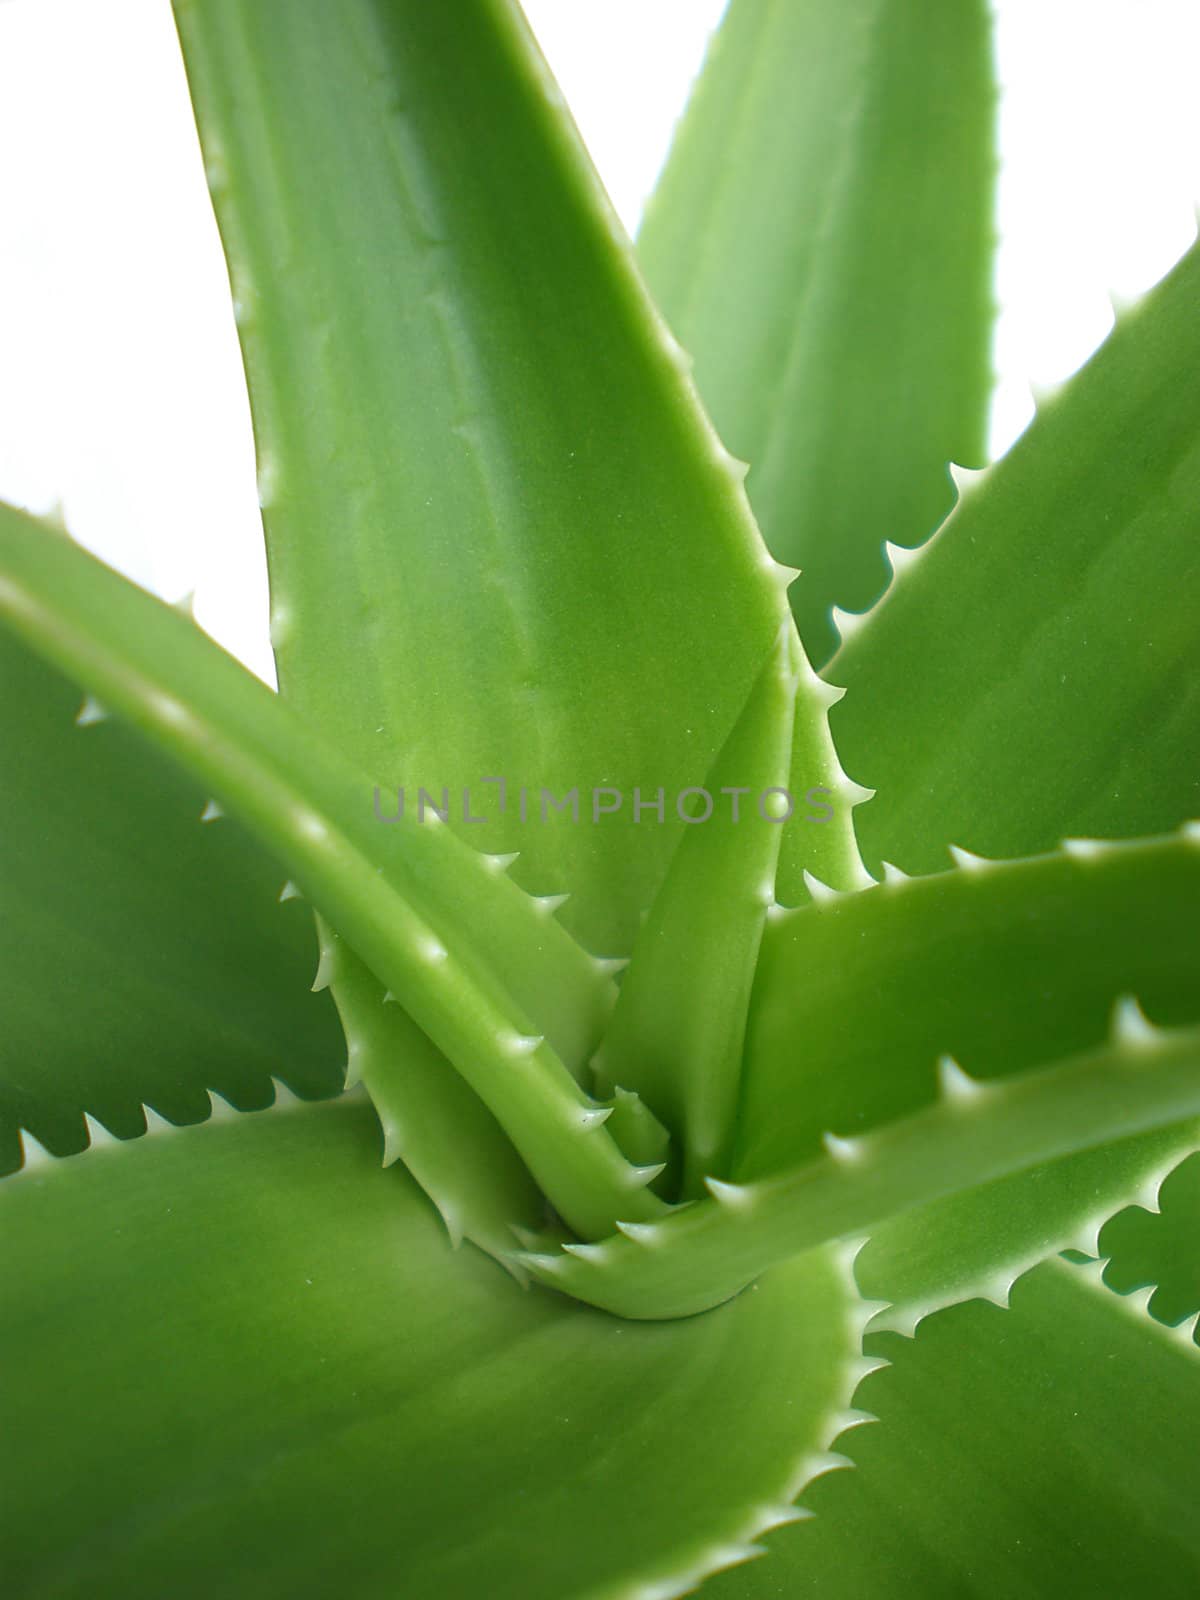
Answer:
639;0;996;665
171;0;826;956
829;240;1200;873
704;1257;1200;1597
0;508;657;1240
0;1095;864;1600
595;627;800;1198
0;622;343;1172
738;832;1200;1178
315;916;542;1266
521;1023;1200;1318
854;1119;1200;1334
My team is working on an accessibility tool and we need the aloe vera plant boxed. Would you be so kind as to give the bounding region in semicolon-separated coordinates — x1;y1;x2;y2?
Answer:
2;0;1199;1593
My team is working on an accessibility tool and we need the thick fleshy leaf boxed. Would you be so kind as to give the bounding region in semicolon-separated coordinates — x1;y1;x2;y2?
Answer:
316;915;543;1267
1101;1148;1200;1329
738;832;1200;1179
595;627;801;1198
0;621;342;1171
520;1023;1200;1318
0;509;660;1240
170;0;830;957
854;1119;1200;1334
0;1094;866;1600
638;0;996;665
829;239;1200;874
703;1256;1200;1597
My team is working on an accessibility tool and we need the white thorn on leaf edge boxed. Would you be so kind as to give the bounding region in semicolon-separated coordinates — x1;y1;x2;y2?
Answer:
533;892;570;917
278;880;302;903
1061;836;1107;860
830;604;869;646
74;695;108;727
948;461;988;498
18;1129;55;1169
614;1218;661;1244
879;860;909;886
82;1112;118;1149
705;1175;756;1211
200;799;224;822
141;1104;177;1137
809;676;848;710
501;1032;544;1057
561;1241;611;1263
840;777;876;807
206;1089;242;1123
482;851;519;874
822;1130;864;1163
1110;994;1161;1051
592;955;629;978
948;843;990;872
883;539;924;579
311;949;334;993
578;1106;613;1130
627;1160;667;1189
802;869;841;905
937;1053;985;1104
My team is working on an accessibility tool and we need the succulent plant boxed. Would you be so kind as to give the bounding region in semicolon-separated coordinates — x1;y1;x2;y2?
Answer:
2;1;1198;1595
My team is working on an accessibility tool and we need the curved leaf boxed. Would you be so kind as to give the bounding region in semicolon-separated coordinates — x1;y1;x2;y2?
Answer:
738;831;1200;1178
829;239;1200;873
703;1256;1200;1596
854;1119;1200;1334
171;0;816;956
521;1023;1200;1318
0;1094;864;1600
639;0;997;665
0;509;655;1240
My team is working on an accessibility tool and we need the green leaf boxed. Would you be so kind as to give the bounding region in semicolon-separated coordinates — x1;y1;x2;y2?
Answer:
0;622;343;1171
170;0;813;956
595;625;800;1198
0;508;659;1240
854;1120;1200;1334
0;1094;866;1600
1101;1148;1200;1329
829;239;1200;874
638;0;997;665
738;832;1200;1179
521;1021;1200;1318
702;1256;1200;1597
315;916;542;1267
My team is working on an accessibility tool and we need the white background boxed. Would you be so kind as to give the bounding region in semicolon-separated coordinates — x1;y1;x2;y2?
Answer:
1;1;1197;681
